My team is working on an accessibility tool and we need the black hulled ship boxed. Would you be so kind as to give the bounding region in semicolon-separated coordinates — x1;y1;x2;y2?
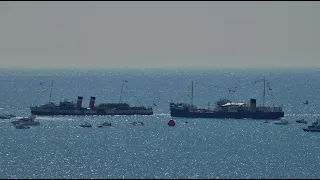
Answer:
170;79;285;120
30;81;153;116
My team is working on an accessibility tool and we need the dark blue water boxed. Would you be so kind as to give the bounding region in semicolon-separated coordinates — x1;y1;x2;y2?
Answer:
0;68;319;178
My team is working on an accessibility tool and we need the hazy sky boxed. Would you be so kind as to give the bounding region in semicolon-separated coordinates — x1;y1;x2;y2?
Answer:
0;1;319;69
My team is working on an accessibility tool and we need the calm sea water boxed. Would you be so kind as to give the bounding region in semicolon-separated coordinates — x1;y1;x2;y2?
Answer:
0;68;320;179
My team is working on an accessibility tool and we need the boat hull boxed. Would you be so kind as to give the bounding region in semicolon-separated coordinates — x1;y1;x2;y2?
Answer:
170;109;284;120
11;121;40;126
303;128;320;132
296;120;307;124
79;125;92;128
30;108;153;116
274;122;289;125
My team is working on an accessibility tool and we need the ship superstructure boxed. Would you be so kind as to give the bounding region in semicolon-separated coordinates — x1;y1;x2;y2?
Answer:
30;81;153;116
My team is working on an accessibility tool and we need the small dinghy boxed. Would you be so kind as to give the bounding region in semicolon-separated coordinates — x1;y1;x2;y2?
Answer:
296;119;307;124
102;122;112;126
15;123;30;129
132;121;144;126
274;118;289;125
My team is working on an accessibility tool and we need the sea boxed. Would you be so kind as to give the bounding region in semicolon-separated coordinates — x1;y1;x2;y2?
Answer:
0;68;320;179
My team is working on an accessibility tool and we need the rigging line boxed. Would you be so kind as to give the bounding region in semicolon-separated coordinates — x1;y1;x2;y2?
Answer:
119;82;125;103
32;83;52;105
123;84;143;106
267;82;276;102
173;78;270;102
35;88;50;104
174;84;191;102
228;78;264;90
235;79;268;93
196;78;263;92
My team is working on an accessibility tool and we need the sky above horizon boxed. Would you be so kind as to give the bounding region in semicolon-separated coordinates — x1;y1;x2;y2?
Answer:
0;1;319;69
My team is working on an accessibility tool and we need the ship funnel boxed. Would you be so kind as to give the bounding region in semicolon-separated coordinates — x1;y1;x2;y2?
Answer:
89;96;96;108
250;99;256;109
77;96;83;108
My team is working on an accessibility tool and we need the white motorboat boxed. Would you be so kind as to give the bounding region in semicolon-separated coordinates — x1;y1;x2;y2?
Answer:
132;121;144;126
79;122;92;128
310;118;320;127
0;114;15;119
98;122;111;128
274;118;289;125
304;118;320;132
11;115;40;126
303;124;320;132
15;123;30;129
101;122;112;126
296;119;307;124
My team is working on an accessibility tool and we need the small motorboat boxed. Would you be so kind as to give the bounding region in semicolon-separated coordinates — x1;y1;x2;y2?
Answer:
132;121;144;126
0;114;16;119
305;118;320;129
303;123;320;132
303;127;320;132
11;115;40;126
296;119;307;124
101;122;112;126
79;122;92;128
15;123;30;129
304;100;309;105
274;118;289;125
309;118;320;127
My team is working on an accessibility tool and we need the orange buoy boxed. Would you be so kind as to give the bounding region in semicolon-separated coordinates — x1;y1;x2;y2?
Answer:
168;119;175;126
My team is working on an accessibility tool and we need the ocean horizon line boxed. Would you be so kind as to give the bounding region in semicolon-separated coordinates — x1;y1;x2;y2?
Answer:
0;66;319;71
0;67;319;77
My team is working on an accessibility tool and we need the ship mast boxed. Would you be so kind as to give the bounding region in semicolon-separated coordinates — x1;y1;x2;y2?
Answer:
263;77;266;106
191;81;194;105
123;83;143;106
119;82;125;103
49;80;53;103
48;80;53;103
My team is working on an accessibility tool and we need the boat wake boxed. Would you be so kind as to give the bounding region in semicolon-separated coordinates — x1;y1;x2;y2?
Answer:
285;113;320;117
34;116;74;121
153;113;170;116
